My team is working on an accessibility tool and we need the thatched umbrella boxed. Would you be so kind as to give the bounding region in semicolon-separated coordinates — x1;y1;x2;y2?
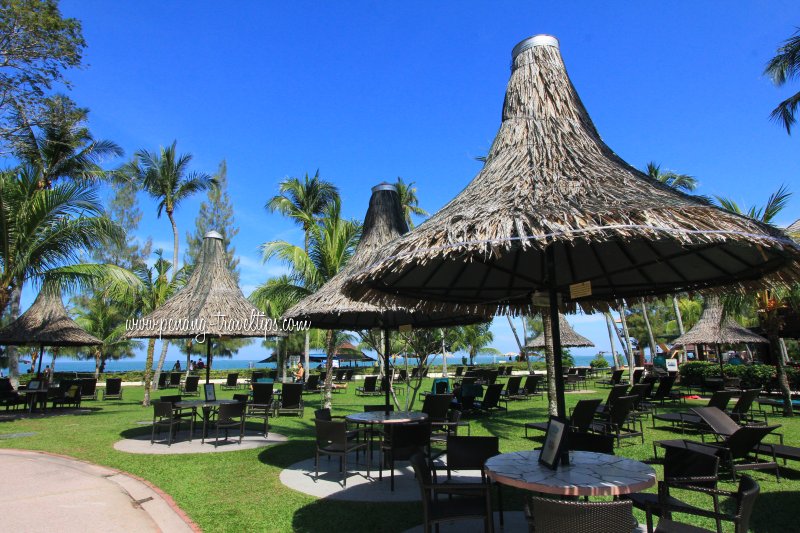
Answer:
525;314;594;350
673;298;766;377
0;287;102;377
126;231;286;383
284;183;490;412
347;35;800;420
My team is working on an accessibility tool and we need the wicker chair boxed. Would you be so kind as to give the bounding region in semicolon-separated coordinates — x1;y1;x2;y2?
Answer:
202;402;245;447
222;373;239;390
157;372;169;389
102;378;123;400
181;375;200;396
410;450;493;533
51;384;81;409
500;376;523;400
245;382;273;436
567;432;615;454
519;375;543;399
151;401;191;446
473;383;507;414
381;422;432;491
597;369;624;387
356;375;381;396
79;378;98;401
589;395;644;447
303;374;321;393
275;383;304;417
525;398;601;438
314;419;370;487
526;496;632;533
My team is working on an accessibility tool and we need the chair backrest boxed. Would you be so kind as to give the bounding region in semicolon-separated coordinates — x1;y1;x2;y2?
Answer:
157;372;168;387
319;371;327;383
315;419;346;448
387;423;432;459
577;368;588;377
725;425;780;460
567;432;615;454
226;373;238;386
455;366;464;377
184;375;199;393
461;376;477;387
628;383;651;407
652;375;676;400
153;401;173;418
422;394;451;422
730;389;760;416
608;395;636;427
281;383;303;408
314;407;332;421
251;371;265;382
529;497;633;532
334;369;345;381
345;369;354;381
708;390;735;411
305;374;320;390
0;378;13;393
159;394;182;404
398;369;408;381
252;382;274;405
105;378;122;395
734;475;760;533
217;401;244;422
267;370;278;380
362;375;377;392
487;370;499;384
691;406;741;436
410;367;420;379
570;398;603;432
605;384;629;410
432;378;449;395
505;376;522;395
480;383;503;408
364;404;394;412
662;443;720;488
446;435;499;471
169;372;181;385
233;393;249;404
611;369;624;384
523;375;541;393
80;378;97;396
65;384;81;400
409;451;434;506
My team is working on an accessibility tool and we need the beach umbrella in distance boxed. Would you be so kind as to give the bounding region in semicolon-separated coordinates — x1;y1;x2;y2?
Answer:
0;286;102;377
126;231;286;383
346;34;800;421
283;183;491;413
672;297;767;378
525;314;594;350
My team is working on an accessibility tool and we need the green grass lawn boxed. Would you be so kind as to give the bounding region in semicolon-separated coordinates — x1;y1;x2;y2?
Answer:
0;378;797;532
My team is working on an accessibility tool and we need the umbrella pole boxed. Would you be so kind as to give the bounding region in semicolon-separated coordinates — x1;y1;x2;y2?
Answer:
206;339;212;384
717;344;724;380
37;343;45;378
546;247;567;420
384;328;392;415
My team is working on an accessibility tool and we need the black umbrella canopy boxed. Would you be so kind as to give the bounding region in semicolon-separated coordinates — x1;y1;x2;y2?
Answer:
347;35;800;315
283;183;492;329
525;314;594;349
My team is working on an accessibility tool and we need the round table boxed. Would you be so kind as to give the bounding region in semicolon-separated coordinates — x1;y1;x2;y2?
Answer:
175;399;239;409
484;450;656;496
345;411;428;425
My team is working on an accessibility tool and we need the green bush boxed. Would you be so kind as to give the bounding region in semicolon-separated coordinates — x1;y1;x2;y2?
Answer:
589;353;609;369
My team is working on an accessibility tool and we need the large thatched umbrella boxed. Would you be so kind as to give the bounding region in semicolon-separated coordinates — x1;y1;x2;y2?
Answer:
284;183;490;412
126;232;286;383
525;314;594;350
347;35;800;420
673;298;766;377
0;287;102;377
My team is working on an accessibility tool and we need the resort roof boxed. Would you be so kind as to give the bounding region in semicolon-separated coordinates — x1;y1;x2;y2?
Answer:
0;288;102;347
345;35;800;315
672;298;767;346
525;314;594;349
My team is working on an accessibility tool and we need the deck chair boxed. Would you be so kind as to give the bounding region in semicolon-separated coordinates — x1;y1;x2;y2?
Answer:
652;390;735;432
519;375;543;399
728;389;767;425
641;375;677;411
590;395;644;447
473;383;507;414
275;383;304;417
102;378;123;400
80;378;98;400
598;368;624;387
222;373;239;390
181;375;200;396
356;375;381;396
597;384;629;414
157;372;168;389
500;376;522;400
304;374;321;393
169;372;182;388
525;398;602;438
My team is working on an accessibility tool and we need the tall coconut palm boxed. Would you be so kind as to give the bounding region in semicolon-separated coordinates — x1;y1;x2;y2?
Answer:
257;200;361;408
765;27;800;134
717;186;796;415
122;141;214;277
73;293;140;378
11;95;123;189
394;177;428;228
451;324;500;365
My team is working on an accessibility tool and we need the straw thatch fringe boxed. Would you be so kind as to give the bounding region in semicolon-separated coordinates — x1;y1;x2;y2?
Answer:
672;297;767;346
525;313;594;349
0;288;102;346
126;232;286;339
344;37;800;315
283;184;490;329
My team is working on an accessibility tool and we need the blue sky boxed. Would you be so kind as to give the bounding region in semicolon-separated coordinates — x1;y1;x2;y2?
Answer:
25;2;800;360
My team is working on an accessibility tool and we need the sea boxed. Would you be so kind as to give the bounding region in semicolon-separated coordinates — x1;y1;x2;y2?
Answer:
37;353;615;373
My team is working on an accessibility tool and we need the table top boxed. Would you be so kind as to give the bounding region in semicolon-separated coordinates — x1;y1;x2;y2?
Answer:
175;399;239;408
17;388;49;394
345;411;428;425
484;450;656;496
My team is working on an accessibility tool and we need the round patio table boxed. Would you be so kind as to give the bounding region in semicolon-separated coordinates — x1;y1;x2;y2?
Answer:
484;450;656;497
345;411;428;425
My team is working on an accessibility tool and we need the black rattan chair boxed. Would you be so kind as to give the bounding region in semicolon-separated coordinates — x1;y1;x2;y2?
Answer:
276;383;304;417
304;374;321;393
51;384;81;409
526;496;632;533
525;398;601;438
519;375;543;399
79;378;98;400
314;419;370;487
590;395;644;446
151;401;191;446
474;383;507;414
203;402;245;447
567;432;615;454
245;382;273;436
181;375;200;396
598;368;624;387
222;373;239;390
356;375;381;396
381;422;432;491
102;378;123;400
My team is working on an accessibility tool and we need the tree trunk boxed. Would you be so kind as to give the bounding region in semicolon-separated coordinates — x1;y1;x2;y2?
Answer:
506;315;531;372
541;311;557;416
322;330;335;409
142;338;156;406
168;210;180;279
770;332;794;417
604;312;620;368
618;305;636;384
378;330;386;378
303;330;310;382
779;338;790;365
440;328;448;377
672;296;685;335
6;282;22;387
94;349;102;379
639;298;658;363
152;340;170;391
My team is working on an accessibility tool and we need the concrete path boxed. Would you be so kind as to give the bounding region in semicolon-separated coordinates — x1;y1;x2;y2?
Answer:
115;429;287;455
0;449;197;533
403;512;528;532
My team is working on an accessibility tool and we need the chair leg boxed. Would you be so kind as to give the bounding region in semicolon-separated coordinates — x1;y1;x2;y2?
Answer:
315;450;319;481
343;453;347;487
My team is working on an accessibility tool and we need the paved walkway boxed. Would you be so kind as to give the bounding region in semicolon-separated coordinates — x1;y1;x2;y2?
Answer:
0;449;197;533
115;429;287;455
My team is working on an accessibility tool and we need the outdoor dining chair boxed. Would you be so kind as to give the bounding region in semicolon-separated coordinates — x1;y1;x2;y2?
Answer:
410;450;494;533
151;401;192;446
203;401;245;447
102;378;123;400
647;475;760;533
526;496;633;533
51;384;81;409
314;419;370;487
381;422;432;491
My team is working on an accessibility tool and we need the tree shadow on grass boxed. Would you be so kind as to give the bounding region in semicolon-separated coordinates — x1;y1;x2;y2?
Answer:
292;496;422;533
750;490;800;532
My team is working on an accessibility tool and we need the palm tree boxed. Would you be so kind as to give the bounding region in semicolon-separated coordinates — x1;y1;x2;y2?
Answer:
11;95;123;189
394;177;428;228
452;324;500;365
765;28;800;134
257;200;361;408
122;141;215;277
717;187;796;416
73;293;140;378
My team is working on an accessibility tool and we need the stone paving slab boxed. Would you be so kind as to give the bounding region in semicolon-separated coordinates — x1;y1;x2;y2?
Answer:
0;449;196;533
114;429;287;455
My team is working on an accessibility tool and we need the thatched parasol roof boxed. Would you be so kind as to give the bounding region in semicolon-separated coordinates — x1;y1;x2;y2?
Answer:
672;298;766;346
346;35;800;315
126;232;285;339
525;314;594;349
0;288;101;347
283;183;491;329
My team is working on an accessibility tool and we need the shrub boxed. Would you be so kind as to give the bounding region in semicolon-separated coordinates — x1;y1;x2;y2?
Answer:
589;353;609;368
